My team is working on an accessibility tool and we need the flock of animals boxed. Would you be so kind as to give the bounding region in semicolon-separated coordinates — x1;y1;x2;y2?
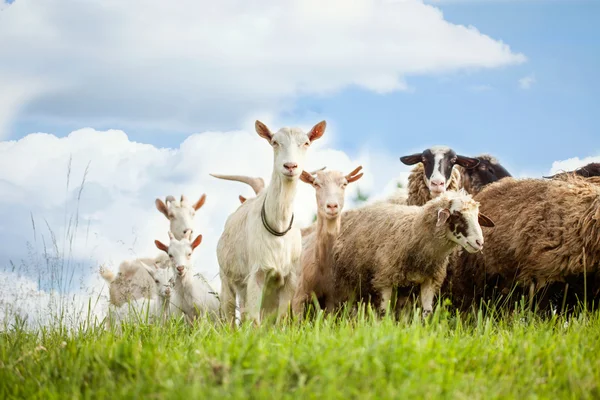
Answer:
99;120;600;327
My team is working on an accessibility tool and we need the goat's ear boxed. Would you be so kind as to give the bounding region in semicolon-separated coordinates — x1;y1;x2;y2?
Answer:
478;212;495;228
155;240;169;253
456;155;480;170
436;209;451;227
346;166;364;183
191;234;203;251
239;195;246;204
255;120;273;141
308;120;326;142
155;199;169;218
400;153;423;166
300;171;315;185
193;194;207;211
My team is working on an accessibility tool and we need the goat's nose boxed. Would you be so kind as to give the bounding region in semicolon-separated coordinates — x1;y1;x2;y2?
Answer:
283;162;298;172
177;266;184;272
326;203;339;211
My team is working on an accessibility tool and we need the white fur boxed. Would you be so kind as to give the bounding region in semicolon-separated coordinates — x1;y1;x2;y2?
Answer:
215;120;326;326
155;194;206;240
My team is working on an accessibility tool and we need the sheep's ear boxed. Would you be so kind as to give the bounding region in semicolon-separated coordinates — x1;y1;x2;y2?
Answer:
155;199;169;218
456;155;480;170
400;154;423;166
300;171;315;185
193;194;207;211
255;120;273;141
346;166;364;183
308;120;326;142
478;212;495;228
436;209;451;227
140;261;155;277
239;195;246;204
191;234;203;251
155;240;169;253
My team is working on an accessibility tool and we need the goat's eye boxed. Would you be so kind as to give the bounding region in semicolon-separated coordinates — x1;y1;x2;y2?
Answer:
272;140;279;147
303;141;310;147
155;280;159;284
313;182;321;188
341;183;348;189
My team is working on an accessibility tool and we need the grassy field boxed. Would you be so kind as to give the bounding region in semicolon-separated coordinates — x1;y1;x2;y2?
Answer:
1;304;600;400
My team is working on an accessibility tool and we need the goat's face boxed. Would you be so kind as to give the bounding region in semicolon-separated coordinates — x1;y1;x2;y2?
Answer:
400;146;479;197
155;231;202;278
436;193;495;253
255;120;326;180
155;194;206;240
301;166;363;220
461;156;512;195
141;261;174;298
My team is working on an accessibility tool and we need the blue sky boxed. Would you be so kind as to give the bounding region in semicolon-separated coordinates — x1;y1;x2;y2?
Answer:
5;0;599;176
0;0;599;302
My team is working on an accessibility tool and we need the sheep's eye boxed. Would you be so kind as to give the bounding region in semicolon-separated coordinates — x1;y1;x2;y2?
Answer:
421;158;427;163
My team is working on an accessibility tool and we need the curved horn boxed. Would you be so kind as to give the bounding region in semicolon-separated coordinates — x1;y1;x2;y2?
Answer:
345;166;364;183
165;195;176;205
209;174;265;195
308;166;326;175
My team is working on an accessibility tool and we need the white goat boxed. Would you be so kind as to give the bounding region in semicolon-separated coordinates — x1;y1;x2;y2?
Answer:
214;120;326;326
155;194;207;240
155;231;220;324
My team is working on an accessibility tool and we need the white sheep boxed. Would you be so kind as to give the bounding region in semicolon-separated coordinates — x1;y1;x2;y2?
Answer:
213;120;326;326
154;231;220;324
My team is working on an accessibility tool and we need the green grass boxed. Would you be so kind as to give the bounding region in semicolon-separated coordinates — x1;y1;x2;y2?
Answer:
1;305;600;400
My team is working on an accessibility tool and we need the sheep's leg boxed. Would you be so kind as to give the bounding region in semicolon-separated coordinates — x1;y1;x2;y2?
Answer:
219;275;237;328
246;270;264;326
420;279;435;318
379;287;393;316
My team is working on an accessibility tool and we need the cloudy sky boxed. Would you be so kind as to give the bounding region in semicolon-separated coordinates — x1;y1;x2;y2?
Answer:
1;0;598;326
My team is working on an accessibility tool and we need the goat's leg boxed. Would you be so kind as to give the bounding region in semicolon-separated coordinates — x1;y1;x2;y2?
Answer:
219;275;237;328
246;270;264;326
420;279;435;318
277;274;297;322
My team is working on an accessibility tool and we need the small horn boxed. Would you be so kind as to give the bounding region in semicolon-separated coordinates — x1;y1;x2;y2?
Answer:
308;166;326;175
345;165;363;180
165;195;176;205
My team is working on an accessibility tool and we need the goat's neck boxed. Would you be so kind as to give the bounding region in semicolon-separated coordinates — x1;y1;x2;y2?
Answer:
315;216;340;272
264;171;298;231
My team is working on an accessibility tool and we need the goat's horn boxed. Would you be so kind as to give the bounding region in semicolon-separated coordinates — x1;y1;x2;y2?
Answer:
346;166;363;179
165;195;176;204
308;166;326;175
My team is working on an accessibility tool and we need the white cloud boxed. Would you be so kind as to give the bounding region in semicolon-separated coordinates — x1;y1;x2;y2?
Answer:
519;74;536;89
0;0;525;138
548;155;600;176
0;125;412;327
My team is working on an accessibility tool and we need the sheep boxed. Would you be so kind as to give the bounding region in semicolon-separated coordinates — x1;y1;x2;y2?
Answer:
155;231;220;324
330;190;495;317
155;194;207;240
292;166;364;317
214;120;326;326
545;162;600;180
457;154;512;196
99;253;170;307
397;146;480;206
449;176;600;311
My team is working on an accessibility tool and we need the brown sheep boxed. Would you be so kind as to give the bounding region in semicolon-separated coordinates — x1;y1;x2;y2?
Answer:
457;154;512;196
450;176;600;311
330;190;495;317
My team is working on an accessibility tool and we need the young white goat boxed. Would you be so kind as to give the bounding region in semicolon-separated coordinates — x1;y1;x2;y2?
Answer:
155;194;207;240
99;253;170;307
292;166;363;316
214;120;326;326
155;231;220;324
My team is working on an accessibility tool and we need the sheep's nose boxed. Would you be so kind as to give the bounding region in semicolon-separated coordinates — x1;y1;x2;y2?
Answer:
476;239;484;247
326;203;339;211
283;163;298;172
177;266;184;273
430;179;445;188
